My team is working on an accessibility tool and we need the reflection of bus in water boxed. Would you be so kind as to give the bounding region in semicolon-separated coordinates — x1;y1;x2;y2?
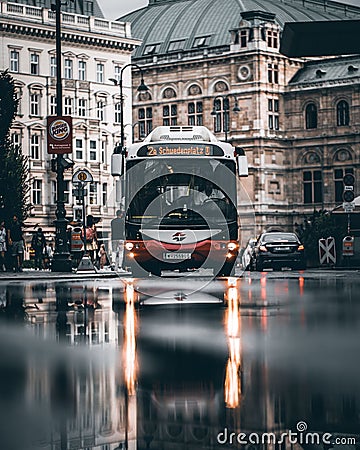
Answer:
115;126;248;276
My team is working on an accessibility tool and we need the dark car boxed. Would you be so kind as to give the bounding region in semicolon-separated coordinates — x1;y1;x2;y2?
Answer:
251;232;305;271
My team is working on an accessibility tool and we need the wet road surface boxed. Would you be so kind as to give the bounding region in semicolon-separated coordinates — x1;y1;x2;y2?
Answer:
0;273;359;450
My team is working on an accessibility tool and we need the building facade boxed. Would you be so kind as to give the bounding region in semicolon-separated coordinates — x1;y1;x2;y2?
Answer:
121;0;360;244
0;0;140;247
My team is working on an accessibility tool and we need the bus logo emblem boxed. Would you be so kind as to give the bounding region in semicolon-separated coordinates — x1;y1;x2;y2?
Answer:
172;232;186;242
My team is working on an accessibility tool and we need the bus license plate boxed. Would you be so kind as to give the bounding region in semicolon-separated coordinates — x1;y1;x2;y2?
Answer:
163;252;192;260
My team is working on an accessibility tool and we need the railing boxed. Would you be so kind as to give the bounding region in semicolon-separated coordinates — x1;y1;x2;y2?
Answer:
0;1;129;37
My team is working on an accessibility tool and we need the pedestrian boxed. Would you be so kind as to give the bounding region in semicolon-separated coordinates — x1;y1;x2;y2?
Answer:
98;244;108;270
31;227;46;270
111;209;125;270
84;222;98;262
7;215;24;272
43;242;54;270
0;221;7;271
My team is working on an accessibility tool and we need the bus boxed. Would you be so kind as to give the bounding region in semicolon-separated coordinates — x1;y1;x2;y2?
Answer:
112;126;248;276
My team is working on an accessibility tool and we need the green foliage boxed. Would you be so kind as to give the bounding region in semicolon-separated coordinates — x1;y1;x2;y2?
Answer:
0;70;30;224
296;210;346;263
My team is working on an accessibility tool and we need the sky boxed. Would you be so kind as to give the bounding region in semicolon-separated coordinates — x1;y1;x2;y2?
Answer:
98;0;360;20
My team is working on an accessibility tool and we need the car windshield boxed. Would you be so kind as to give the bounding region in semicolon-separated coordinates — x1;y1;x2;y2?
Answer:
262;233;299;243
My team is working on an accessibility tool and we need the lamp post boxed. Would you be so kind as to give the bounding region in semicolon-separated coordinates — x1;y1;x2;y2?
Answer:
51;0;73;272
109;64;149;154
211;94;240;142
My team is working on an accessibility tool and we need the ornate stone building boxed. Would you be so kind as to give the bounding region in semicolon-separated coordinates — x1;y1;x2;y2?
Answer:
121;0;360;243
0;0;140;247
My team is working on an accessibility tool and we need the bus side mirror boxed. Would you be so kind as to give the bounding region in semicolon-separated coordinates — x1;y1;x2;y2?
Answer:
111;153;124;177
235;147;248;177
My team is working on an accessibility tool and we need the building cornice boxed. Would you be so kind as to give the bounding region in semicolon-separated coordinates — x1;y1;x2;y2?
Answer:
0;22;139;51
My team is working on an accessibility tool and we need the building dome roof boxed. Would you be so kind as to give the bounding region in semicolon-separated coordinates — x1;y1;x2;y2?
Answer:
120;0;360;58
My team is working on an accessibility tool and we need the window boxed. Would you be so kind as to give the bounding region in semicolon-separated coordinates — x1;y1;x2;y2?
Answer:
303;170;322;204
114;65;121;83
89;182;98;204
96;100;105;121
30;53;39;75
30;93;40;116
163;104;177;126
101;140;106;164
268;63;279;84
334;168;354;203
268;99;279;130
138;107;152;138
12;132;21;146
78;60;86;80
267;30;278;48
168;40;185;52
89;140;97;161
305;103;318;129
32;180;42;205
84;1;93;15
14;87;22;116
64;181;70;204
78;98;86;117
64;97;73;115
188;102;203;126
115;102;121;123
75;139;83;159
30;134;41;159
144;44;160;55
337;100;350;126
236;30;247;47
213;97;229;133
50;56;57;77
102;183;108;206
10;50;19;72
96;63;104;83
50;96;57;115
64;58;73;79
193;36;210;47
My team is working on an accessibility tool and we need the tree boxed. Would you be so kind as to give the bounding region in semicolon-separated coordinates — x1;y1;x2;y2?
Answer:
0;70;30;224
296;210;346;264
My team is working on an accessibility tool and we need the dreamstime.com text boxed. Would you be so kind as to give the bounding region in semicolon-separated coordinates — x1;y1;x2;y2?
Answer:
217;421;357;446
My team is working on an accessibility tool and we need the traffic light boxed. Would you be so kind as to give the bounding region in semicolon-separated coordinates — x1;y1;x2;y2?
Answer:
343;173;355;203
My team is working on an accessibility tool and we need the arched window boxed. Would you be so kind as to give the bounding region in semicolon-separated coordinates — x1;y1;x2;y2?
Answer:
336;100;350;126
305;103;317;129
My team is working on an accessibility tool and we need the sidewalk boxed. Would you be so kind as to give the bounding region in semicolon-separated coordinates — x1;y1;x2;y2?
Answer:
0;267;131;281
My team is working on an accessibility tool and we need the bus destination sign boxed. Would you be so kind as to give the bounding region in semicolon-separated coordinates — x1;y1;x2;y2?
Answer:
137;144;224;157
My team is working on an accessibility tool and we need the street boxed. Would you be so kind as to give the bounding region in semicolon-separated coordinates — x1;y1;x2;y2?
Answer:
0;270;359;450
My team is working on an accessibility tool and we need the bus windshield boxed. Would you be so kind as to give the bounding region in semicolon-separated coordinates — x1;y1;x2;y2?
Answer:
126;158;237;226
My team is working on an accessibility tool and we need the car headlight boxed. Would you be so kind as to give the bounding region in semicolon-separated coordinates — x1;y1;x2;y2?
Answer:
259;245;267;252
297;244;304;251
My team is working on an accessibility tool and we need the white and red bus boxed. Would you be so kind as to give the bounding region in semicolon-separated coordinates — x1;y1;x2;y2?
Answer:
113;126;248;276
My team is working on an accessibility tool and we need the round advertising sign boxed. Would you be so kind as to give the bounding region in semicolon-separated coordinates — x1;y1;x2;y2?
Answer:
49;119;71;141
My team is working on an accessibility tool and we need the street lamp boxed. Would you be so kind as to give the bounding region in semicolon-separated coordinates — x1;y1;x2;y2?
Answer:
51;0;73;272
109;63;149;153
211;94;240;142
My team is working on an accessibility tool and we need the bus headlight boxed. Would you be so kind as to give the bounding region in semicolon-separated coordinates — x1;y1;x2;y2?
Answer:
227;242;238;251
125;242;134;251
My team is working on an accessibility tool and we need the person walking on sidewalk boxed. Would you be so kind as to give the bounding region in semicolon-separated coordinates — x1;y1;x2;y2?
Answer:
7;215;24;272
111;210;125;270
0;221;7;271
31;227;46;270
